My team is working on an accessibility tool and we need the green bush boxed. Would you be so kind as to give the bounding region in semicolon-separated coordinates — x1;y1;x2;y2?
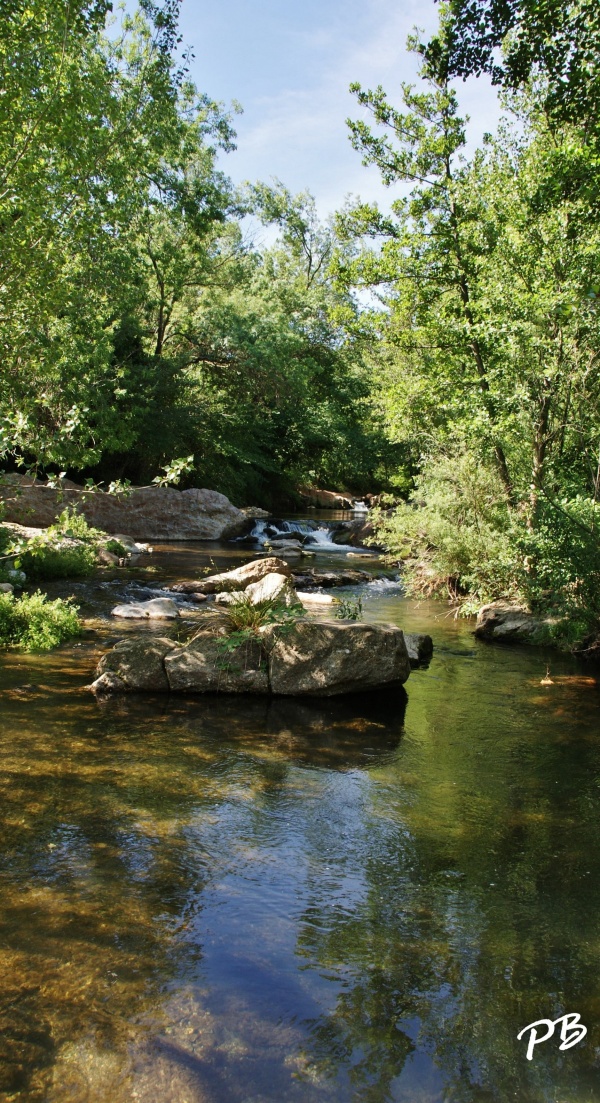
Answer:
0;591;81;651
17;540;97;580
48;507;105;544
374;449;519;607
103;538;128;557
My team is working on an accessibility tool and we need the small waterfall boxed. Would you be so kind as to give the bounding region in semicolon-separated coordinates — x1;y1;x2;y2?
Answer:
235;517;364;552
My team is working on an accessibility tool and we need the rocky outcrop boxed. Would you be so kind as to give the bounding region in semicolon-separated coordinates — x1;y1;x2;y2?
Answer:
0;474;244;541
171;556;291;596
90;619;411;697
297;486;354;509
475;602;554;643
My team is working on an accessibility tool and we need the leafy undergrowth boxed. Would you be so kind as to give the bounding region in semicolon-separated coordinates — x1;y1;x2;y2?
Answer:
0;591;82;651
16;542;97;581
1;507;129;583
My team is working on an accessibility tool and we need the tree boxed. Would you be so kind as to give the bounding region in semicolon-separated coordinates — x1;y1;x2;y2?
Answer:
0;1;234;470
341;43;600;618
423;0;600;129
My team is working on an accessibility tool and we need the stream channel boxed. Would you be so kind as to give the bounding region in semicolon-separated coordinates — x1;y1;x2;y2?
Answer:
1;513;600;1103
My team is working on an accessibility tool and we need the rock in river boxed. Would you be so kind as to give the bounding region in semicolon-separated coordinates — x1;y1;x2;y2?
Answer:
90;620;411;697
403;633;434;667
263;620;410;697
171;556;291;595
475;602;553;643
165;632;269;694
112;597;180;619
94;636;177;692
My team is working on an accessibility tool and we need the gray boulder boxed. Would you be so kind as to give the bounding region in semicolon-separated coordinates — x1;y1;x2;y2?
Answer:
404;632;434;667
92;636;177;692
171;556;291;595
112;597;180;619
475;602;553;643
262;619;410;697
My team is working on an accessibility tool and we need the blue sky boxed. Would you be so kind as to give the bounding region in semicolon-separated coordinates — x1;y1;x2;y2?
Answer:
177;0;503;218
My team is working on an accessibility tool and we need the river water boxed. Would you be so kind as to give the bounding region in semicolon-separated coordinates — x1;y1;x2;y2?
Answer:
1;528;600;1103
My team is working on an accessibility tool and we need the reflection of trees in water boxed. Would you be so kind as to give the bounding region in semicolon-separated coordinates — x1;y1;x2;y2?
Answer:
290;667;600;1103
0;687;407;1100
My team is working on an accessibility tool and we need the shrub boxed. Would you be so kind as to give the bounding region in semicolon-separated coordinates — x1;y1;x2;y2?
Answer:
0;591;81;651
17;540;97;580
335;596;363;620
48;507;105;544
104;538;128;557
374;449;519;606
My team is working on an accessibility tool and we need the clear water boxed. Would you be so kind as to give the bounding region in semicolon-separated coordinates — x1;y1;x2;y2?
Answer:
1;538;600;1102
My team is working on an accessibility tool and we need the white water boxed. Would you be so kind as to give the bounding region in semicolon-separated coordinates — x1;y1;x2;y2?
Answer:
240;518;362;553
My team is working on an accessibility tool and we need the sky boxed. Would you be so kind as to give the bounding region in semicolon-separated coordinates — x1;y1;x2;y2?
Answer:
177;0;503;220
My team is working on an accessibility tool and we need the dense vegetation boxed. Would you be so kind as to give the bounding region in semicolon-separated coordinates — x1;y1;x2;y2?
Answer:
0;0;392;506
1;0;599;637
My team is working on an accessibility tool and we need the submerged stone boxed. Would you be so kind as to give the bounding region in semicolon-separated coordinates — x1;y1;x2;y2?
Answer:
111;598;180;619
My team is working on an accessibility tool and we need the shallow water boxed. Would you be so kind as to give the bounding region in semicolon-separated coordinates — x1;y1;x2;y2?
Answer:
1;537;600;1102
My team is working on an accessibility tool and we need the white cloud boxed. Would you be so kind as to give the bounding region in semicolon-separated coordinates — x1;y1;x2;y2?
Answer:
184;0;503;218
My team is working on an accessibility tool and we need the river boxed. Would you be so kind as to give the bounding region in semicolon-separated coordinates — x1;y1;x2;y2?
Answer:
1;525;599;1102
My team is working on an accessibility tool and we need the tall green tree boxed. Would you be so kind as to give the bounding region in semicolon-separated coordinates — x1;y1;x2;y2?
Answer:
0;0;234;469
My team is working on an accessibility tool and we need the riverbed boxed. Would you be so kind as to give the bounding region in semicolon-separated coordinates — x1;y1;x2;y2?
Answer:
1;529;600;1102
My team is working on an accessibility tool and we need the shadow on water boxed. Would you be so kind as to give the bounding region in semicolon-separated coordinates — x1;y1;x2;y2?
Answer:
0;687;407;1102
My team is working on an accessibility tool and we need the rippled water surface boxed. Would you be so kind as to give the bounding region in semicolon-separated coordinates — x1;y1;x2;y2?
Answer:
1;534;600;1102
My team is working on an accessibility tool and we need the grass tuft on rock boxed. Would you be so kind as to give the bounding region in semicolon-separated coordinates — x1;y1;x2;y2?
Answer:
0;591;82;651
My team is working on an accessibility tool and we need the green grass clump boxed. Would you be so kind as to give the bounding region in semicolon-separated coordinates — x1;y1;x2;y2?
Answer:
0;591;81;651
17;541;96;580
220;593;301;633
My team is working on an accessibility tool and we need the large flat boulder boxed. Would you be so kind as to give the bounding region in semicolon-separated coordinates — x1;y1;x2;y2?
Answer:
0;474;244;541
263;620;410;697
171;557;291;595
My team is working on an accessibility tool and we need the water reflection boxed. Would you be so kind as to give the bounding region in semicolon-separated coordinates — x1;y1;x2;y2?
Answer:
1;552;600;1101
